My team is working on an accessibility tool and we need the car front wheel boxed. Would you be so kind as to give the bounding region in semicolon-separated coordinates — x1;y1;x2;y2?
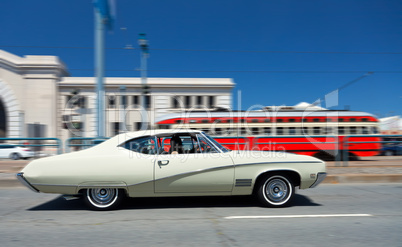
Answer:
10;153;21;160
84;188;122;210
257;175;294;207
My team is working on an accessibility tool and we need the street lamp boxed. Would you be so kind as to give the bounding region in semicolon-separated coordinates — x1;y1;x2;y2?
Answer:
138;33;149;130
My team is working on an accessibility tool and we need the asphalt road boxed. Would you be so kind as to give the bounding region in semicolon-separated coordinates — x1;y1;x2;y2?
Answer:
0;184;401;247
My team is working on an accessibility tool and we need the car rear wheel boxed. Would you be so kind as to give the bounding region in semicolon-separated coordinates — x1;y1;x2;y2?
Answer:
84;188;122;210
257;175;294;207
10;153;21;160
385;150;394;156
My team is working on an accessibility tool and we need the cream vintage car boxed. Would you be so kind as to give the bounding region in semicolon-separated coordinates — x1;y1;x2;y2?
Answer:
17;130;326;210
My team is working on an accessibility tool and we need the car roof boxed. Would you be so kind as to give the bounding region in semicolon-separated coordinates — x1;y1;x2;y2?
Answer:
96;129;203;149
119;129;202;138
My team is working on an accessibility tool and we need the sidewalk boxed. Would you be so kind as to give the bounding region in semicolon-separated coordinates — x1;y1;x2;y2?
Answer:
1;156;402;188
323;156;402;183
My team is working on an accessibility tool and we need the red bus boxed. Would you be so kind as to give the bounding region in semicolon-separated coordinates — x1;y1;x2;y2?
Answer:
155;109;381;160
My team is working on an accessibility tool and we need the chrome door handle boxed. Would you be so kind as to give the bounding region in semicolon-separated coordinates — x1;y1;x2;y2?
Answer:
158;160;169;166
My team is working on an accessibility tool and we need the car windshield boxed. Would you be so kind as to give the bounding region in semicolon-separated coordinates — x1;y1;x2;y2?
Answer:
201;132;230;153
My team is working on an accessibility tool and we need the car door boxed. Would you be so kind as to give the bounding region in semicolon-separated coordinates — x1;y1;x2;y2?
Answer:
154;134;235;193
120;136;158;197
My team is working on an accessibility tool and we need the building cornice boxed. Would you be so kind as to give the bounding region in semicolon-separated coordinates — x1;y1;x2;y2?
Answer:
0;49;69;78
59;77;235;89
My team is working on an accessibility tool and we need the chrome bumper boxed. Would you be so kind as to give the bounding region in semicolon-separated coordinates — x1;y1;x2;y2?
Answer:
16;173;39;193
310;172;327;188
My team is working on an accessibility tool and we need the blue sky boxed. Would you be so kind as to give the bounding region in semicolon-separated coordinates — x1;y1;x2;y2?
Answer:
1;0;401;117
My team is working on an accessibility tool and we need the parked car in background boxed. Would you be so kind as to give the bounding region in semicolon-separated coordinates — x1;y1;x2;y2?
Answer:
0;144;35;160
17;130;326;210
380;137;402;156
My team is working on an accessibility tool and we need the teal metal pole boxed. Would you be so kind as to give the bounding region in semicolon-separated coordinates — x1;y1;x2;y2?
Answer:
95;9;105;137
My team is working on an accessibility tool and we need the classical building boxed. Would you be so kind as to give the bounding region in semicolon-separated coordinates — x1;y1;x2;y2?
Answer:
380;116;402;135
0;50;234;141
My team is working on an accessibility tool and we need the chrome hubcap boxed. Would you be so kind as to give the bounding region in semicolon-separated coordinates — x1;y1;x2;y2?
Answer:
88;188;118;207
265;178;288;203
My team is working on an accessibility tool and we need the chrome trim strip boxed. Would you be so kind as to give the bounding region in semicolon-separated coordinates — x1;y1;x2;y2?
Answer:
310;172;327;188
16;173;39;193
234;161;322;168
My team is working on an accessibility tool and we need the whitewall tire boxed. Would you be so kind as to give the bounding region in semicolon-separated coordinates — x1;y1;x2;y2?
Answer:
84;188;122;210
257;175;294;207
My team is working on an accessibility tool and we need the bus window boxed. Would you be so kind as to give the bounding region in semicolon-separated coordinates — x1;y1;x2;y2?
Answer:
214;128;223;135
251;128;259;135
263;127;271;135
289;127;296;135
277;127;284;135
240;128;247;135
338;127;345;135
350;127;357;135
362;126;369;134
302;127;309;135
371;127;379;134
313;127;321;135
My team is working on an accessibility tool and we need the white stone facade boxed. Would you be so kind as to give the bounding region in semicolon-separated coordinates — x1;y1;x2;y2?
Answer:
0;50;234;141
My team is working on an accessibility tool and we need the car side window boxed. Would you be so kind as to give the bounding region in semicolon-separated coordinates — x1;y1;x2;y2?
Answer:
157;134;199;155
122;136;157;155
